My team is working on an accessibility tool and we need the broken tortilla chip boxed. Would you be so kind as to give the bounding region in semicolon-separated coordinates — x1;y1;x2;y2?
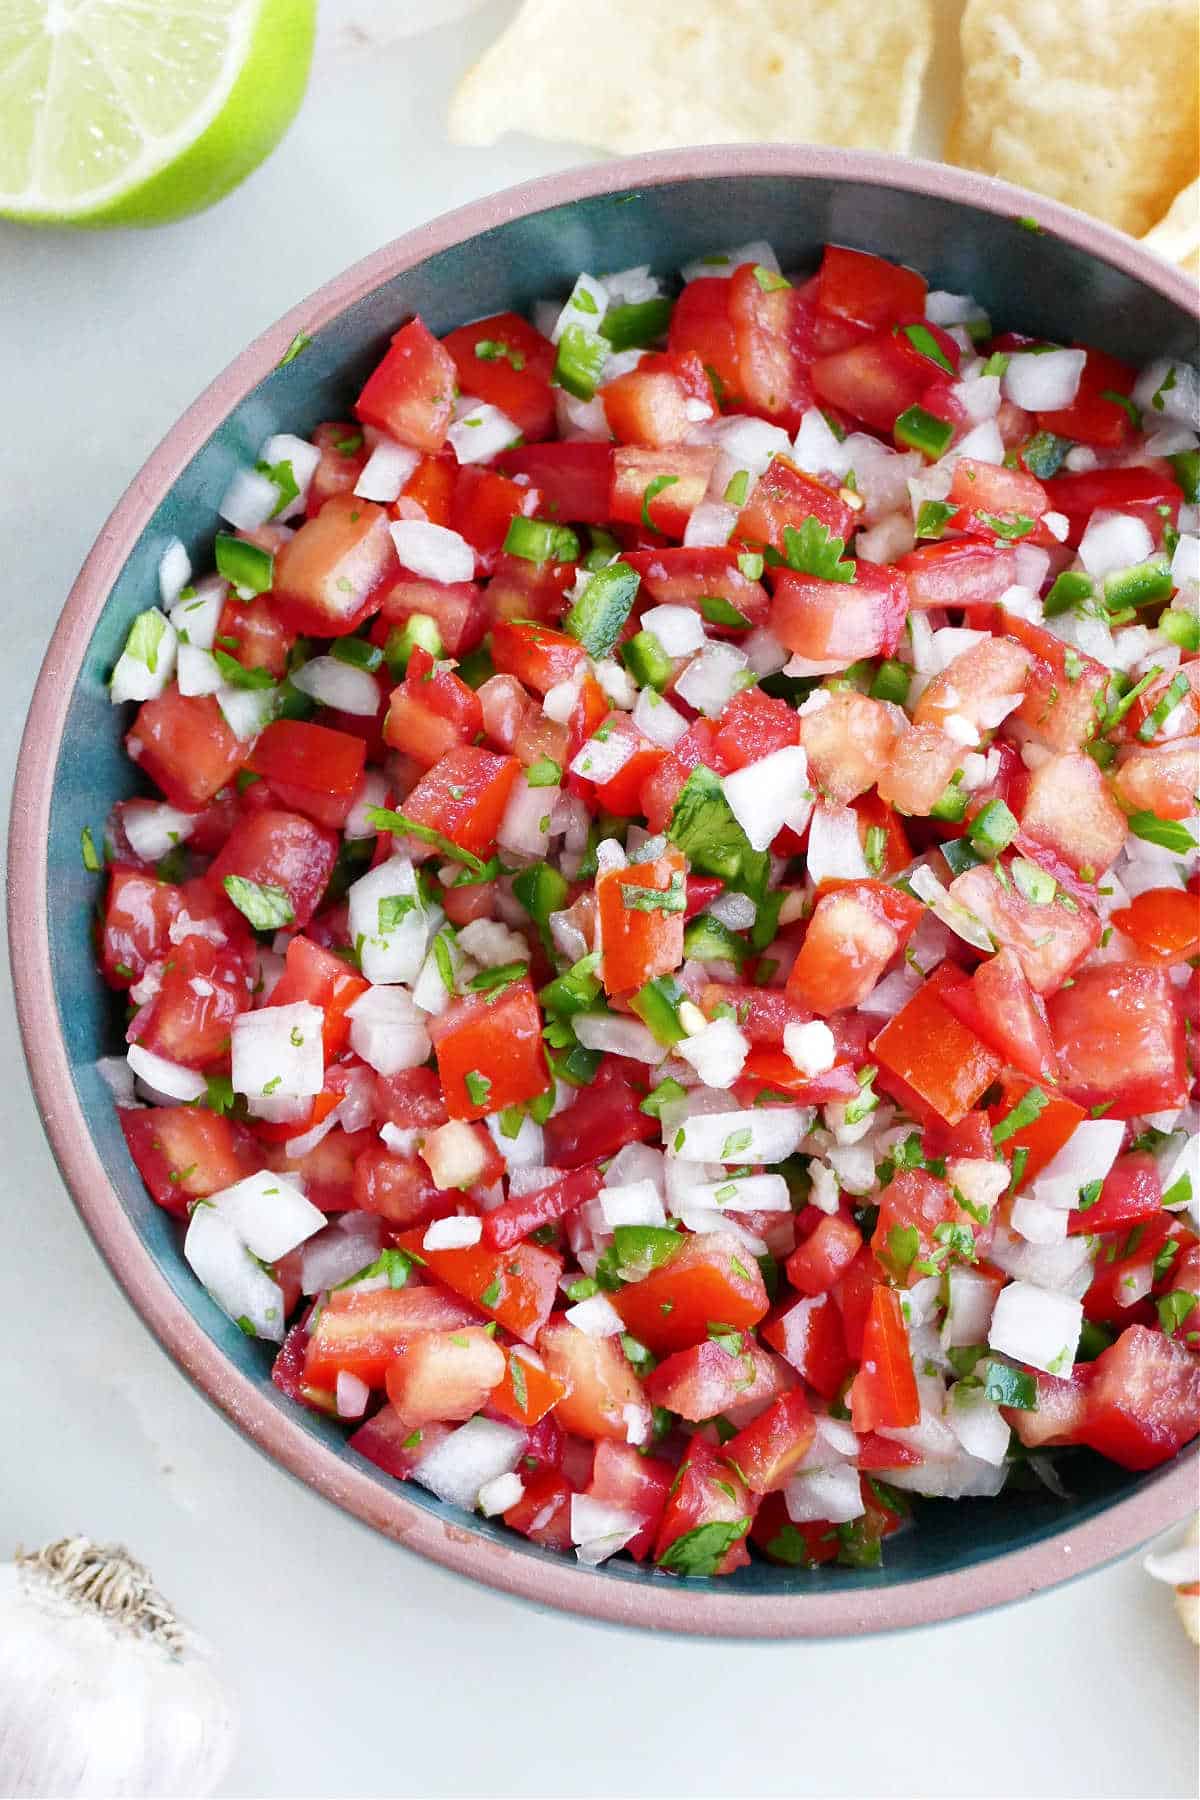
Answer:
948;0;1199;239
1143;179;1200;280
449;0;934;157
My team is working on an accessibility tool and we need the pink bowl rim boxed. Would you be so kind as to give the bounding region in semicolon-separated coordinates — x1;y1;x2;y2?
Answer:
9;143;1197;1638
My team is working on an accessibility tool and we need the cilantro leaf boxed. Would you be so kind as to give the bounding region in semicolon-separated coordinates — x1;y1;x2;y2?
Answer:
782;517;856;584
655;1518;750;1577
222;874;295;931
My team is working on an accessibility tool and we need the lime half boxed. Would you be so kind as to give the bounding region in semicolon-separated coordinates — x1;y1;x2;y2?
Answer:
0;0;316;227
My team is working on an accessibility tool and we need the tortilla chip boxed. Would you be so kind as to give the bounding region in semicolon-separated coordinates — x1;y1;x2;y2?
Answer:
1143;179;1200;279
449;0;934;156
948;0;1199;239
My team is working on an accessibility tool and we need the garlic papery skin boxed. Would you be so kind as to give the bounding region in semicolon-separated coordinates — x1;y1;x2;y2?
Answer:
0;1537;236;1798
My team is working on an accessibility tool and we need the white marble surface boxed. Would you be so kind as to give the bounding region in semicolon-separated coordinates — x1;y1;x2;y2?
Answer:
0;11;1196;1796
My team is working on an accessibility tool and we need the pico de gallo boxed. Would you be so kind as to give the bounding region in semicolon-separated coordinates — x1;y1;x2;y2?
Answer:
96;239;1200;1579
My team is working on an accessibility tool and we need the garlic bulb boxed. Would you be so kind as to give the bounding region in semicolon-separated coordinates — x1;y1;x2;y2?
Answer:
0;1537;236;1798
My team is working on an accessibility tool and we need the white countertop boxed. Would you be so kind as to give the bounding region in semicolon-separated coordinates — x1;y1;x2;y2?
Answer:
0;12;1195;1796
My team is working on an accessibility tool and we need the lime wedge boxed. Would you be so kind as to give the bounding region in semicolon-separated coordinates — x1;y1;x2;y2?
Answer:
0;0;316;227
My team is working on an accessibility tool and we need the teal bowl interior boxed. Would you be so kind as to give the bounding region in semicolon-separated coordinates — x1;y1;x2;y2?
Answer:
29;157;1199;1628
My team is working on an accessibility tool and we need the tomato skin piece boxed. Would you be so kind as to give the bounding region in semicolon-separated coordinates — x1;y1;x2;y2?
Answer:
1079;1325;1200;1470
613;1231;770;1357
304;1286;478;1389
495;442;615;525
850;1286;920;1432
440;311;556;442
208;807;338;932
816;246;927;332
1111;888;1200;963
272;494;397;637
394;1227;563;1347
119;1105;252;1218
538;1315;648;1441
653;1435;756;1576
352;1143;454;1229
482;1165;603;1251
128;689;244;813
786;1214;863;1297
373;1065;448;1131
355;317;457;452
400;745;520;859
431;980;550;1120
541;1057;658;1169
248;720;367;830
1047;963;1188;1118
596;848;686;995
872;964;1003;1127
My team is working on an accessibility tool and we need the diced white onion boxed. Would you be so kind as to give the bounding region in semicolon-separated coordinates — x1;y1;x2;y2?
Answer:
785;1464;865;1525
670;1106;812;1164
723;745;813;853
157;537;192;607
633;686;688;749
675;642;748;718
218;467;281;532
988;1279;1082;1376
448;402;523;465
477;1471;524;1517
1001;348;1087;412
259;433;321;517
347;984;431;1076
389;519;475;583
638;605;703;658
217;684;279;740
1029;1118;1125;1210
411;1416;525;1511
346;856;431;985
599;1180;667;1229
683;1173;791;1213
290;655;379;716
944;1268;1000;1347
683;500;737;547
175;644;223;696
421;1119;488;1191
354;439;421;502
550;272;609;342
573;1013;662;1063
423;1215;483;1251
126;1044;207;1103
570;724;637;784
497;776;554;858
569;1495;642;1565
805;803;869;886
110;610;178;705
1078;512;1154;579
564;1293;625;1337
675;1017;748;1089
1010;1193;1069;1244
230;1001;325;1101
210;1168;325;1261
184;1205;285;1342
1132;357;1200;427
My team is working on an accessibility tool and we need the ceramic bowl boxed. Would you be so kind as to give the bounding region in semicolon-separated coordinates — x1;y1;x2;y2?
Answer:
10;145;1197;1637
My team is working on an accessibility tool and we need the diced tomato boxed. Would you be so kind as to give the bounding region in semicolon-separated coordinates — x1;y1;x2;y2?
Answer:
384;1326;506;1428
373;1065;448;1131
876;722;963;817
609;445;717;538
871;1167;965;1284
1005;1365;1094;1449
592;735;668;817
430;979;549;1120
585;1441;673;1561
727;263;814;430
208;807;337;931
538;1315;647;1440
217;595;293;679
1117;662;1200;749
872;964;1003;1126
644;1338;793;1424
489;1347;567;1429
542;1057;658;1168
856;1432;922;1471
668;277;743;407
440;311;557;442
851;793;912;876
700;983;812;1046
734;1049;859;1108
603;350;713;446
898;540;1019;611
940;948;1059;1086
912;637;1033;738
945;457;1050;541
355;317;457;452
948;862;1099;995
270;935;367;1056
450;465;541;567
262;1123;373;1210
811;330;933;434
503;1468;574;1550
272;494;396;637
705;687;799;773
816;246;927;333
1047;964;1188;1117
126;933;249;1069
653;1434;755;1576
100;867;181;988
833;1248;875;1360
761;1291;851;1398
1017;751;1128;876
770;559;907;662
613;1231;769;1357
119;1105;251;1217
786;1214;863;1297
304;1285;478;1389
247;720;367;829
1036;346;1137;449
624;547;770;631
1114;745;1199;822
723;1389;816;1494
1111;887;1200;963
750;1493;838;1566
377;574;485;658
490;618;586;695
495;442;615;526
1068;1153;1163;1237
384;647;483;769
987;1074;1085;1188
596;847;686;995
394;1226;562;1346
305;422;367;518
1079;1325;1200;1470
1043;462;1183;546
351;1143;451;1229
128;689;244;813
800;693;902;804
482;1165;603;1250
850;1286;919;1432
736;458;855;554
400;746;519;859
787;879;922;1015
